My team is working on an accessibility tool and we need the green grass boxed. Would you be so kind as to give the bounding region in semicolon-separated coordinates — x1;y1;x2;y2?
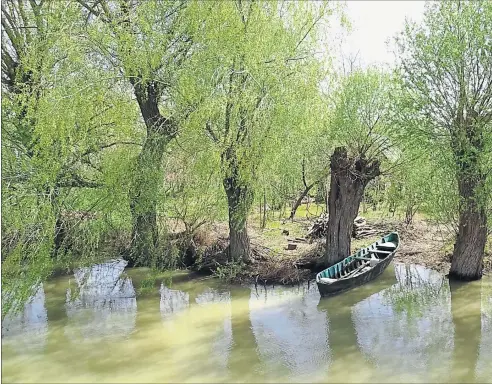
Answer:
293;203;325;219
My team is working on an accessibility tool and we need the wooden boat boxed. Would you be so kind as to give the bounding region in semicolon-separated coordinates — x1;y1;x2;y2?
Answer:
316;232;400;297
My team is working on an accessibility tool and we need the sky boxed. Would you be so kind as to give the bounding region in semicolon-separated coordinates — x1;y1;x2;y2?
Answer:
333;1;426;69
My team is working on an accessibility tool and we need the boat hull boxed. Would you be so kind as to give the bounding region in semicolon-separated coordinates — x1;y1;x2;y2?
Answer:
316;252;395;297
316;232;399;298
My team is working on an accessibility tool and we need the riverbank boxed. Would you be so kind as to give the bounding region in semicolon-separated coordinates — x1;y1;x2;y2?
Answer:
193;209;492;285
45;207;492;287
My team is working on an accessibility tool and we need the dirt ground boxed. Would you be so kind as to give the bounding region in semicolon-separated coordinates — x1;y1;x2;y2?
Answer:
196;207;492;285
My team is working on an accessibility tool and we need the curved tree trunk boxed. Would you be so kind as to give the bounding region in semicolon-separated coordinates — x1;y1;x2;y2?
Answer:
289;183;315;220
224;175;253;263
289;157;317;220
325;147;380;267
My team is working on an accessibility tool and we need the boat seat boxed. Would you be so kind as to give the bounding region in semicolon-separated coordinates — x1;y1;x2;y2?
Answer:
355;255;380;266
368;249;392;255
319;277;337;284
376;242;397;251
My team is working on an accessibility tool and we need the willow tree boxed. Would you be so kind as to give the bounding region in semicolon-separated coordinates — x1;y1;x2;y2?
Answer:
77;0;193;265
1;0;136;316
184;0;330;262
396;0;492;280
324;70;398;266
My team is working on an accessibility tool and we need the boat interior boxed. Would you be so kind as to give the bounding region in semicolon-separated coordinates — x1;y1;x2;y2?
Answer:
317;236;398;282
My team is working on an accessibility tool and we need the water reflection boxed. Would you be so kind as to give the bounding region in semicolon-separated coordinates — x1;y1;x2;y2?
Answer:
64;259;137;342
2;262;492;383
250;283;329;382
2;284;48;353
354;264;454;382
476;286;492;382
195;287;233;372
449;279;481;383
159;284;189;319
317;267;398;382
228;287;261;380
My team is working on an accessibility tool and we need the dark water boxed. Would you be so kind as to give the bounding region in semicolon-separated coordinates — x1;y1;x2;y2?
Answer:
2;260;491;383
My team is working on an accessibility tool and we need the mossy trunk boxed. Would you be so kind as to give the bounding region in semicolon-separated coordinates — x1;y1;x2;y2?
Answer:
325;147;380;267
129;129;169;266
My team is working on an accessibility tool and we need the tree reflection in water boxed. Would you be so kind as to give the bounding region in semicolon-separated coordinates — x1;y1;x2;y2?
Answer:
228;287;262;380
249;283;329;382
449;279;481;383
64;259;137;342
2;263;491;383
318;268;397;382
160;284;189;319
476;283;492;382
2;284;48;354
195;287;233;372
354;264;453;381
357;264;454;381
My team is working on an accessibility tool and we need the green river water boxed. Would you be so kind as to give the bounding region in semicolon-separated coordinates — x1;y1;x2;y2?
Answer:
2;261;491;383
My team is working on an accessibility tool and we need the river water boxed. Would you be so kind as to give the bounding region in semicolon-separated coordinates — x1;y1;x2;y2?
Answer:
2;260;491;383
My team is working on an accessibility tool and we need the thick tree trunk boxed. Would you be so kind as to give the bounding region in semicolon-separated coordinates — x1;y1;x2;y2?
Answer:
289;183;315;220
128;80;175;266
325;147;380;267
449;113;487;280
223;174;253;263
449;176;487;280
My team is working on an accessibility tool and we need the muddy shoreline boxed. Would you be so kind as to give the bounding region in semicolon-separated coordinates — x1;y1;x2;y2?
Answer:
49;217;491;287
225;218;492;285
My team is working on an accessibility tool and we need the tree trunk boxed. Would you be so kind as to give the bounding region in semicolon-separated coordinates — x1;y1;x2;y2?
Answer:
325;147;380;267
261;189;267;229
223;174;253;263
315;178;326;204
128;129;169;266
53;216;66;257
449;113;487;281
449;176;487;280
404;202;417;225
289;183;315;221
50;187;67;259
128;80;175;266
